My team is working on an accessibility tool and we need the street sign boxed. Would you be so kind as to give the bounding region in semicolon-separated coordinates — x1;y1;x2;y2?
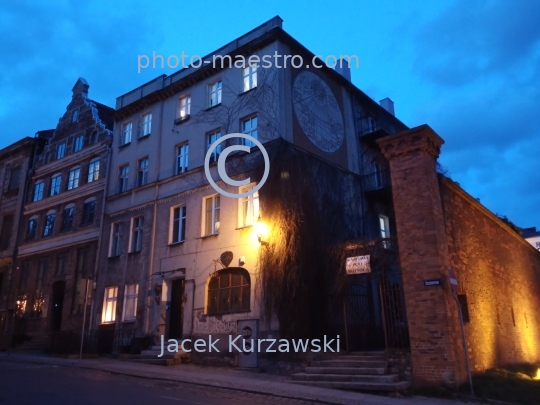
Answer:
424;278;442;287
448;269;459;293
345;255;371;275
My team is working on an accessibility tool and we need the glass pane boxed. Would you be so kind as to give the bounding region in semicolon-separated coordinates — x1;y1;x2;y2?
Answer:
230;287;242;312
208;290;218;314
241;285;250;311
218;288;229;313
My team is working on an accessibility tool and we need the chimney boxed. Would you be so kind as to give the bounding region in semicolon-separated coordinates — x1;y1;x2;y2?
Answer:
379;97;395;116
334;58;351;81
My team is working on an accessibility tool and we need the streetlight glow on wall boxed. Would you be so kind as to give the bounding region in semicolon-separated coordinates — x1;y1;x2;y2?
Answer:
255;216;269;247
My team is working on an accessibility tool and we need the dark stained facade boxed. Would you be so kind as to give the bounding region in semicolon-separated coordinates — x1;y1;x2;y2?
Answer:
12;79;113;343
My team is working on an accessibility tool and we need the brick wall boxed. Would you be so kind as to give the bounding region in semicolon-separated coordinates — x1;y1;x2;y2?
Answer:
440;177;540;371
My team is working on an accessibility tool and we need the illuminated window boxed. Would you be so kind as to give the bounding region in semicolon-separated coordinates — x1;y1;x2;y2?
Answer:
207;268;250;315
242;64;257;92
123;284;139;321
379;215;390;238
50;174;62;196
179;96;191;119
67;167;80;190
203;195;220;236
120;122;132;146
57;142;66;159
102;286;118;323
241;115;257;147
73;135;84;152
238;185;259;227
43;211;56;237
176;144;189;174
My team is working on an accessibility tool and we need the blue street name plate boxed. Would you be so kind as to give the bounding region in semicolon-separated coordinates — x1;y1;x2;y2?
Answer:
424;278;442;286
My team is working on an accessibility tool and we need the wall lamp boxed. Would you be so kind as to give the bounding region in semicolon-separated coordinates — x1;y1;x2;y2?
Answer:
255;216;270;247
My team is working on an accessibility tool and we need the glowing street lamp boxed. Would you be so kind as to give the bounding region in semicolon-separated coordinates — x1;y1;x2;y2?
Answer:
255;216;269;247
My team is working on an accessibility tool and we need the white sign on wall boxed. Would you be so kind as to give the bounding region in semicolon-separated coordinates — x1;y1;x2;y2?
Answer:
345;255;371;275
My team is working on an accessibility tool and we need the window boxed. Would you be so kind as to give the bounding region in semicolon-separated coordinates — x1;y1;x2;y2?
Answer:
56;254;68;276
203;195;220;235
121;122;132;146
81;199;96;226
102;286;118;323
179;96;191;119
373;162;383;189
50;174;62;196
239;185;259;227
242;116;258;147
110;222;122;257
57;142;66;159
27;217;38;240
33;181;44;202
118;165;129;193
0;215;14;250
171;206;186;244
140;113;152;137
176;144;189;174
130;216;144;253
73;135;84;152
207;130;222;164
8;167;20;191
242;64;257;92
123;284;139;321
208;81;222;107
62;205;75;231
43;211;56;237
137;158;149;187
88;159;100;183
379;214;390;248
207;268;250;315
71;109;78;123
89;130;98;145
67;167;80;190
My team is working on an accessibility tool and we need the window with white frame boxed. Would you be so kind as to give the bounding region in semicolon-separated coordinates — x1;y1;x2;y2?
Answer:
179;95;191;119
118;165;129;193
170;205;186;244
33;181;44;202
123;284;139;321
241;116;258;147
102;286;118;323
43;210;56;237
130;216;144;253
62;204;75;231
50;174;62;196
73;135;84;152
208;81;222;107
176;144;188;174
121;122;132;146
57;142;66;159
137;158;149;187
203;195;220;235
109;222;122;257
242;64;257;92
140;113;152;137
379;214;391;249
67;167;80;190
238;185;259;227
81;198;96;226
88;158;100;183
207;130;221;164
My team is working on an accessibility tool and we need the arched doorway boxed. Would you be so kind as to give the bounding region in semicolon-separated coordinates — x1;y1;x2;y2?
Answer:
50;281;65;331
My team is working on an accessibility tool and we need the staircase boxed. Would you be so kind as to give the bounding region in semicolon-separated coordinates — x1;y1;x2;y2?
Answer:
120;345;190;366
291;351;410;392
12;335;49;353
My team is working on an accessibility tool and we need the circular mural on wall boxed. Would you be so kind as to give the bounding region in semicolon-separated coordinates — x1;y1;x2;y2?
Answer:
292;71;344;153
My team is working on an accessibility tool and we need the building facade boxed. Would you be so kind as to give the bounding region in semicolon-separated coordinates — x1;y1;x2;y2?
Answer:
13;79;113;344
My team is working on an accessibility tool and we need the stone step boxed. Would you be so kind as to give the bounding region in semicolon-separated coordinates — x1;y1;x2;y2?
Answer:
291;380;410;392
311;360;387;368
305;366;387;375
292;373;399;383
121;358;178;366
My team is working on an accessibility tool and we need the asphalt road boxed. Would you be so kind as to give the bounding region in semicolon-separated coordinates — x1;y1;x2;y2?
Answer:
0;359;312;405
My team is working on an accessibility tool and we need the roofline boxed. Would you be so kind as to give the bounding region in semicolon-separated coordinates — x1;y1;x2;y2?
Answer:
0;136;36;161
114;16;407;130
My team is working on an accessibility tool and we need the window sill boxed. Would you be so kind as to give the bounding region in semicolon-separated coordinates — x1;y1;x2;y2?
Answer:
235;225;253;230
101;321;115;325
108;255;121;260
239;87;257;97
168;241;185;246
206;309;251;317
206;103;221;111
137;133;150;141
128;250;142;255
199;233;219;239
118;142;131;149
122;319;136;324
174;115;190;125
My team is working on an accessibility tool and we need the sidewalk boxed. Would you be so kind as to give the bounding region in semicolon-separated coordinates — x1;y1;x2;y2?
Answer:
0;353;483;405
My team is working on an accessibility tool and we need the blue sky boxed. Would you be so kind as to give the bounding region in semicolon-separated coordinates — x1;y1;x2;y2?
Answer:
1;0;539;228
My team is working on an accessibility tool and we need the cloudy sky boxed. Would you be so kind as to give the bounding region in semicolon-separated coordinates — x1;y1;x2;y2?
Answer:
1;0;539;228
